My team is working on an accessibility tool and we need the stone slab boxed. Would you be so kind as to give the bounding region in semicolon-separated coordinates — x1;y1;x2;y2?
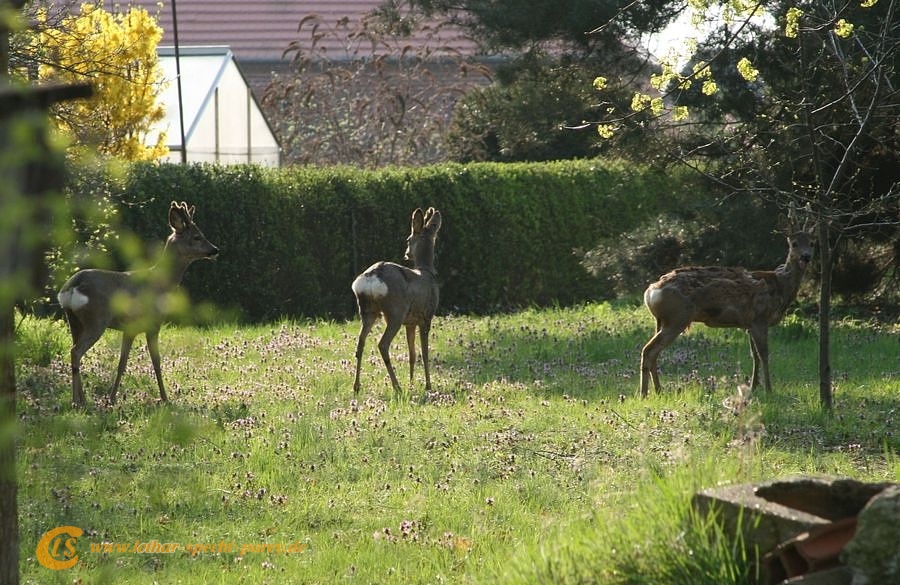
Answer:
780;566;853;585
692;482;831;557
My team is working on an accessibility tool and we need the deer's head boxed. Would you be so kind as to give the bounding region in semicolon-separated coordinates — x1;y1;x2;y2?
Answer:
780;208;815;271
405;207;442;264
787;231;814;271
167;201;219;262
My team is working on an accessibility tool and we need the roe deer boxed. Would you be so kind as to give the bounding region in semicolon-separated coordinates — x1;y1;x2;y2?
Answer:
352;207;442;395
639;231;814;397
58;201;219;407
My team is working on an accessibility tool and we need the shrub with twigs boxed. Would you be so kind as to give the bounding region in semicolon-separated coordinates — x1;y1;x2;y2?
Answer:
262;11;491;167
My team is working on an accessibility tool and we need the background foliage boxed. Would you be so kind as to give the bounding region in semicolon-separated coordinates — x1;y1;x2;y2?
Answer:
446;54;605;162
581;196;785;298
60;160;711;321
55;159;896;324
262;11;490;167
27;3;167;161
261;0;677;166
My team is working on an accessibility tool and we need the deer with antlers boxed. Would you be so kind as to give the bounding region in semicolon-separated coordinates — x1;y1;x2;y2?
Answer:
58;201;219;407
352;207;442;395
639;229;814;397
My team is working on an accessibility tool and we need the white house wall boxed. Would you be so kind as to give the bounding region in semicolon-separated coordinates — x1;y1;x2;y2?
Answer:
212;64;252;164
248;94;279;165
188;60;279;166
156;47;280;166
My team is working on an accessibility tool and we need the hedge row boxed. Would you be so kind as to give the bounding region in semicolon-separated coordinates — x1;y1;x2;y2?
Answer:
67;160;709;321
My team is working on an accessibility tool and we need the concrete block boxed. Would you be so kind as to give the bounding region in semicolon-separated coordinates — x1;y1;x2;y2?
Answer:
692;477;898;585
692;481;830;557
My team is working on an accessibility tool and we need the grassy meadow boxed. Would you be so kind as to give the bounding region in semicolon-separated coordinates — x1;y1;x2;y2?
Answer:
15;303;899;584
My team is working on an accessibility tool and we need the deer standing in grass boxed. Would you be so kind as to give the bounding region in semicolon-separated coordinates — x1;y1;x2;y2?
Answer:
58;201;219;407
639;230;814;397
352;207;442;395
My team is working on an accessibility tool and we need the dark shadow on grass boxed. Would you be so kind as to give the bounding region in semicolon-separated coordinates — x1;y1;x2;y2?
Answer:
432;305;653;401
757;392;900;457
431;305;898;462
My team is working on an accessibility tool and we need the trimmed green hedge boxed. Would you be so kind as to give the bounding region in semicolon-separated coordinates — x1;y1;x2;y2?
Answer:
67;160;708;321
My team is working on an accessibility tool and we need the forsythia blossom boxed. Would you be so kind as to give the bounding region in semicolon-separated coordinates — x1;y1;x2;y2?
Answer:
596;124;616;139
860;0;878;7
737;57;759;82
702;80;718;95
33;3;167;160
651;60;679;91
630;92;653;112
785;7;803;38
693;61;712;79
722;0;762;24
834;19;854;38
593;76;608;91
673;106;689;121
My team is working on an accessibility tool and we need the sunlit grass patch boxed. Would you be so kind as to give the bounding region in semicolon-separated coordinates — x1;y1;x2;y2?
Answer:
15;304;898;584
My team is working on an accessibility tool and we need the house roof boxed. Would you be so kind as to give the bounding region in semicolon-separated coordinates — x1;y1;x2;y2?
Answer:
128;0;479;63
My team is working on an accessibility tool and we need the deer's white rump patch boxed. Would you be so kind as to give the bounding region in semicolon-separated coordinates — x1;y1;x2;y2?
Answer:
644;287;663;308
352;274;389;298
58;287;89;311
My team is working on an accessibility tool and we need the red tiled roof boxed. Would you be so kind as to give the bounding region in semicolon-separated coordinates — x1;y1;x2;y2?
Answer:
126;0;479;62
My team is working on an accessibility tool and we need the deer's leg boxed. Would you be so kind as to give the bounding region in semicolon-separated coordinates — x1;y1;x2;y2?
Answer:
146;329;167;402
639;318;664;397
109;332;136;405
419;319;433;393
405;324;417;387
353;312;377;394
377;315;404;393
748;331;761;389
67;313;106;408
639;323;686;397
65;310;86;407
748;325;771;392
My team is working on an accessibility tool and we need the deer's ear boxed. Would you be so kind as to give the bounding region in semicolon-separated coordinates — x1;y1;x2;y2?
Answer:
425;209;442;233
411;208;425;233
169;202;189;232
800;214;814;235
776;213;792;234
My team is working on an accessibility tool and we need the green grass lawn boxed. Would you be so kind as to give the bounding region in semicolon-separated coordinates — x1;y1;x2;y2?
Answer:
15;303;899;584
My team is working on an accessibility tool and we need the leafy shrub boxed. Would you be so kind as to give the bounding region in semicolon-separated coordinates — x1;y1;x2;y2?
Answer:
444;49;663;164
262;12;489;167
40;159;123;310
582;195;786;296
56;160;707;321
446;55;600;162
832;236;899;304
15;312;69;367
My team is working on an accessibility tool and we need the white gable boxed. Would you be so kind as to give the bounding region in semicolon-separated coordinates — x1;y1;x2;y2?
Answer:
150;46;280;166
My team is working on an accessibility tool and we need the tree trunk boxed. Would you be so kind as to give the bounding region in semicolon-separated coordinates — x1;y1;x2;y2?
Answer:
0;306;17;585
817;221;833;411
2;8;92;579
1;9;19;580
1;22;20;583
